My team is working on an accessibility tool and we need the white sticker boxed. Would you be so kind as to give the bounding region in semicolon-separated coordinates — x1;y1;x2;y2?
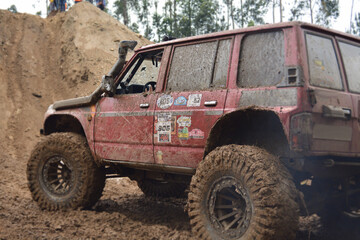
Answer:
157;112;172;122
157;121;171;132
157;121;171;143
187;94;202;107
157;95;174;109
177;116;191;127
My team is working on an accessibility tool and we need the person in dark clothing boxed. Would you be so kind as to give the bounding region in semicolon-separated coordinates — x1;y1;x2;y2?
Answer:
96;0;105;10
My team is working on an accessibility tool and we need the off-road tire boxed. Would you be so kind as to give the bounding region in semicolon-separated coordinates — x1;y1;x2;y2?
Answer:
188;145;299;240
137;179;188;198
27;132;105;210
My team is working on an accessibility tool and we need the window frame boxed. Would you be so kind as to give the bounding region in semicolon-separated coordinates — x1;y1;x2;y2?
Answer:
235;30;286;89
336;37;360;94
164;36;234;92
114;47;166;91
304;31;344;91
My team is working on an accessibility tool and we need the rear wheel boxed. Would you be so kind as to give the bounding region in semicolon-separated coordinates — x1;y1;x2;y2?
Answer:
27;132;105;210
137;179;188;198
188;145;299;239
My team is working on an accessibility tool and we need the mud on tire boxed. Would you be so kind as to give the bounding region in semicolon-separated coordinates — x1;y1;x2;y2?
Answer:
27;132;105;210
188;145;299;240
137;179;188;198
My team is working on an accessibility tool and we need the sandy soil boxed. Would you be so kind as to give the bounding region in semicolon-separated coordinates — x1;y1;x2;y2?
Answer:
0;2;359;239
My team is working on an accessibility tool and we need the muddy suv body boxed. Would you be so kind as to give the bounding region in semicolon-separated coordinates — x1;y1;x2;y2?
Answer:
28;22;360;239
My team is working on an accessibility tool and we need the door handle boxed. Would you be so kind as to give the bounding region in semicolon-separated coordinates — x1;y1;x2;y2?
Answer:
140;103;149;108
322;105;351;120
204;101;217;107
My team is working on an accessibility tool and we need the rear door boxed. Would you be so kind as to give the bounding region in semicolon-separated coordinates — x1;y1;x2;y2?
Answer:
337;38;360;153
153;38;233;168
304;32;354;153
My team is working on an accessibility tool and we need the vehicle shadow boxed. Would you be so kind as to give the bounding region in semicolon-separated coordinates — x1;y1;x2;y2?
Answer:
93;195;191;233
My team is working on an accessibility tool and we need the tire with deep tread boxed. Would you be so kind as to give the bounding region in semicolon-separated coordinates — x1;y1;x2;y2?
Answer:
188;145;299;240
27;132;105;210
137;179;188;198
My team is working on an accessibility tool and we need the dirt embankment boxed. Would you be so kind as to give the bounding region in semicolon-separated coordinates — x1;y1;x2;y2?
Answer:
0;2;359;239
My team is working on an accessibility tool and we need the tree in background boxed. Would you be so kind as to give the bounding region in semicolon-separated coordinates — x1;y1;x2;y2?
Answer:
289;0;339;27
315;0;339;26
7;5;18;13
152;0;163;41
113;0;139;27
223;0;235;29
351;13;360;36
235;0;269;27
138;0;153;39
289;0;307;21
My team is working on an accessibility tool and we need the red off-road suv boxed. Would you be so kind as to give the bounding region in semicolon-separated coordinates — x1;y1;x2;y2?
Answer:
27;22;360;239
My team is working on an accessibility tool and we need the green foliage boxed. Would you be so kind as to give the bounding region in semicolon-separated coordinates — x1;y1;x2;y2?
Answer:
289;0;307;21
36;11;42;16
289;0;339;27
113;0;139;26
130;23;140;33
235;0;269;27
351;13;360;36
315;0;339;26
7;4;18;13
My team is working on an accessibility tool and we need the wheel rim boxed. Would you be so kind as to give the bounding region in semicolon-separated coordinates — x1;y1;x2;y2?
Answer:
208;176;252;239
42;156;73;195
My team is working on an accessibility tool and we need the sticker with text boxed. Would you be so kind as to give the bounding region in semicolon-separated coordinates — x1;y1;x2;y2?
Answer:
189;128;204;139
177;116;191;127
187;94;202;107
157;112;172;122
157;95;174;109
157;121;172;143
174;96;187;106
178;127;189;140
159;132;171;143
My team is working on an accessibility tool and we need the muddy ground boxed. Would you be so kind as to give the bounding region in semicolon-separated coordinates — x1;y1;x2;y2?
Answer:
0;2;359;239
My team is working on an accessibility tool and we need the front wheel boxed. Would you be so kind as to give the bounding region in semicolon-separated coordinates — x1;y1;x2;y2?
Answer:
188;145;299;240
27;132;105;210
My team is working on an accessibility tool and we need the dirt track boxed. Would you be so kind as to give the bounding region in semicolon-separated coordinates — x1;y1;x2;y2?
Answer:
0;2;359;239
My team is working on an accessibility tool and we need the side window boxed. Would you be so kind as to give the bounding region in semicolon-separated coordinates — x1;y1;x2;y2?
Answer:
117;49;163;94
166;39;231;91
339;41;360;93
237;31;285;88
305;33;343;90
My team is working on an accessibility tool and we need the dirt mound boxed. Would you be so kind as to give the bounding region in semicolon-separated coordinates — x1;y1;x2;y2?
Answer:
0;2;150;158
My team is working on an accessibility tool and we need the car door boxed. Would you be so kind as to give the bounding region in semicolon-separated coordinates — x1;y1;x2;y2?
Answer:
337;38;360;153
304;32;354;153
153;38;233;168
94;48;166;163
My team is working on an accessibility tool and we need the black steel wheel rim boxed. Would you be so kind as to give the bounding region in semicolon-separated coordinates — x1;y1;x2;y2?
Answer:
42;156;73;195
208;176;252;239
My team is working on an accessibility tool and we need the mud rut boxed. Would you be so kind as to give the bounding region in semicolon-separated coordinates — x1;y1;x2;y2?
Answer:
0;3;359;240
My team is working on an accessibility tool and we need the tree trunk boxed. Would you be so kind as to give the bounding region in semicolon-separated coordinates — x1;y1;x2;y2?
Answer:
279;0;283;22
240;0;243;28
309;0;314;23
350;0;355;31
174;0;177;36
273;0;276;23
231;0;235;29
123;0;129;26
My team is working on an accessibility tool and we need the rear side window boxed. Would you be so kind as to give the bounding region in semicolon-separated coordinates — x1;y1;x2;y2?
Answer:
339;41;360;93
166;39;231;91
306;34;343;90
237;31;285;88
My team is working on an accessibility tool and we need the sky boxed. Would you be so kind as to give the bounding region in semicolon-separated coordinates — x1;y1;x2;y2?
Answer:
0;0;359;34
